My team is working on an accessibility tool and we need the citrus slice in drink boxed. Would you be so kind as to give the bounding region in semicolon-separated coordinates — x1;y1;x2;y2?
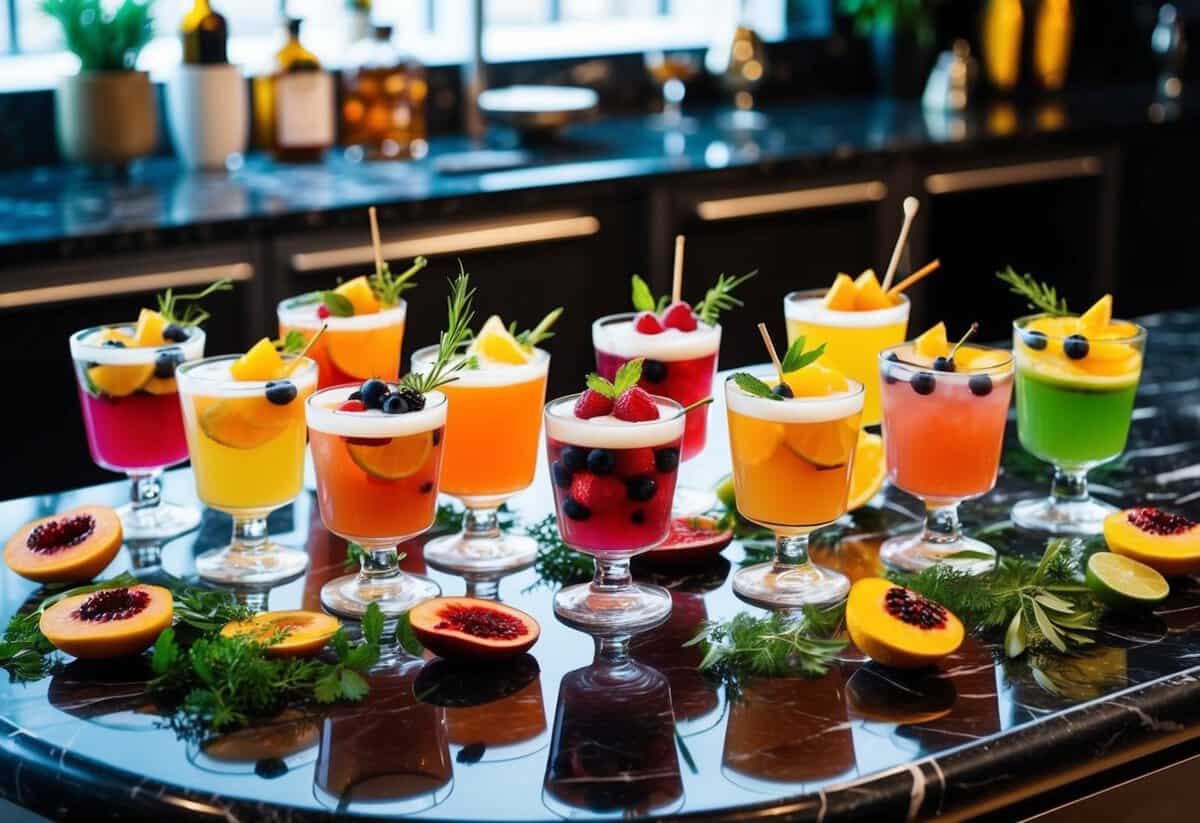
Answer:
327;326;404;380
847;431;885;510
197;397;293;449
86;363;154;398
823;273;857;310
729;419;783;466
346;432;433;480
230;338;286;381
134;308;167;346
469;315;530;364
333;275;381;315
785;417;858;469
853;269;891;310
1085;551;1169;609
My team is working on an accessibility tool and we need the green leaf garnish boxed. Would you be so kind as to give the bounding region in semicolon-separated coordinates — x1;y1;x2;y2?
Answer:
694;269;756;325
370;256;426;306
275;329;308;355
780;336;827;373
514;307;563;349
400;265;476;397
687;607;847;680
395;611;425;655
631;274;659;313
523;513;594;589
732;372;780;400
996;266;1070;315
156;278;233;327
585;357;644;400
322;291;355;317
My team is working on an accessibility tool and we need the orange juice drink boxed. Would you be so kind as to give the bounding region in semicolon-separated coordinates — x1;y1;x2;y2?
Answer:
784;273;910;426
725;362;863;608
176;346;318;589
307;383;446;618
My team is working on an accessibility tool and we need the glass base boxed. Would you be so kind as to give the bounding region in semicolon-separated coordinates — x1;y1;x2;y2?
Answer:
423;532;537;575
672;485;719;517
194;542;309;588
554;581;672;635
117;501;201;541
1011;495;1117;535
732;561;849;609
321;571;441;619
880;533;997;576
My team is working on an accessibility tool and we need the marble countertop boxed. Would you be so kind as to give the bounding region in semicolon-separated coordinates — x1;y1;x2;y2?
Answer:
0;86;1194;255
1;309;1200;821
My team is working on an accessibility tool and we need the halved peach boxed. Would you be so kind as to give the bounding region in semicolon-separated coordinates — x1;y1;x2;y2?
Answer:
40;584;173;659
220;610;340;657
4;506;122;583
410;597;540;662
846;578;963;669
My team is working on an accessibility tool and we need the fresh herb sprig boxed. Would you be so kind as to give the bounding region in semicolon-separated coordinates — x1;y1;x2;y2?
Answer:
891;539;1098;658
731;336;826;400
511;307;564;349
275;329;308;355
157;279;233;327
401;269;477;396
631;275;669;313
997;266;1070;316
523;514;593;589
687;607;847;680
586;358;644;400
695;270;757;325
371;256;427;306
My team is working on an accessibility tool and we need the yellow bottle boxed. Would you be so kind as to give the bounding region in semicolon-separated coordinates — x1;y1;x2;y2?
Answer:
180;0;227;65
1033;0;1073;91
252;18;335;163
982;0;1024;92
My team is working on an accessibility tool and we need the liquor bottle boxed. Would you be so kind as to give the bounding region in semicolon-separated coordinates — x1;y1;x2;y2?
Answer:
181;0;228;65
1033;0;1073;91
341;24;428;160
253;18;335;163
345;0;373;49
982;0;1024;92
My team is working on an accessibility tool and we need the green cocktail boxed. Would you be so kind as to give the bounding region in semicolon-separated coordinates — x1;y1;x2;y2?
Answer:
1015;370;1137;468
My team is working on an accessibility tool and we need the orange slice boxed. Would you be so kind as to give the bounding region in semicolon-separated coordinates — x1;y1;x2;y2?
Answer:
847;431;885;510
220;610;341;657
1079;294;1112;331
469;315;530;364
134;309;167;347
729;418;783;467
914;322;949;358
347;430;434;480
782;363;848;397
785;416;858;469
334;275;381;315
197;396;294;449
327;326;404;380
86;362;153;398
230;338;285;382
853;269;891;310
823;273;857;310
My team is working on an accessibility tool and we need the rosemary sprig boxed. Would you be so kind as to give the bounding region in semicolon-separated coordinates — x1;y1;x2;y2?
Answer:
686;606;847;679
370;256;426;306
157;278;233;326
997;266;1070;316
523;513;593;589
694;270;757;325
401;268;476;396
510;307;563;349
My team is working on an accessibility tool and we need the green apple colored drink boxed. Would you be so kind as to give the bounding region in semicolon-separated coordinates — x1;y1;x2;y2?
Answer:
1016;371;1137;467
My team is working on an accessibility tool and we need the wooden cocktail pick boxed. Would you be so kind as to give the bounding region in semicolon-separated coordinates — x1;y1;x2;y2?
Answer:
757;322;786;384
671;234;685;304
881;197;920;292
368;206;384;277
283;324;327;377
887;258;941;296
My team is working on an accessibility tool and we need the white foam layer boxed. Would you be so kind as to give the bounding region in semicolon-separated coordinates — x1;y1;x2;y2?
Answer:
410;345;549;387
70;325;205;364
724;371;864;423
307;386;447;437
545;397;685;449
784;291;910;328
592;314;721;361
176;355;318;397
277;295;407;331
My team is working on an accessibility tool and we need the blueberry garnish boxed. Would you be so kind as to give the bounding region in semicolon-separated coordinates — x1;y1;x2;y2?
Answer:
910;372;936;395
626;475;657;502
587;449;615;475
552;462;573;489
561;446;588;472
1021;329;1048;350
1063;334;1089;360
630;509;646;525
654;447;680;473
932;356;955;373
772;382;794;398
968;374;994;397
563;498;591;521
360;379;389;410
153;347;184;379
265;380;297;406
383;394;409;414
102;339;126;348
883;352;900;385
162;323;188;343
642;359;667;384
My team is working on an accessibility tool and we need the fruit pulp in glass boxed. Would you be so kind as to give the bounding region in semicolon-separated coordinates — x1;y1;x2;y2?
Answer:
177;357;317;513
784;290;909;426
307;387;446;544
592;314;719;461
278;295;406;388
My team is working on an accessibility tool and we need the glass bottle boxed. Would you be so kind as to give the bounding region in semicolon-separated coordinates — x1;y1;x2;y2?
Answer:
341;24;428;160
180;0;228;65
982;0;1024;92
1033;0;1073;91
254;18;335;163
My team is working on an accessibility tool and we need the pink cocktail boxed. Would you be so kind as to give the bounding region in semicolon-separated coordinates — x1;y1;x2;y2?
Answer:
545;392;685;632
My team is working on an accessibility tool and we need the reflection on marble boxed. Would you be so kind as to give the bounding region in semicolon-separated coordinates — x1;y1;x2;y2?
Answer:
1;309;1200;820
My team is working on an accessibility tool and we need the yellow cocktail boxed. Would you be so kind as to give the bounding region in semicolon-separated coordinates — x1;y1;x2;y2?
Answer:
177;350;317;589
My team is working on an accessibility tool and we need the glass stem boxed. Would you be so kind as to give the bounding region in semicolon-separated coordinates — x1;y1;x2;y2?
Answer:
592;556;633;592
1051;467;1090;504
234;590;270;612
924;502;965;545
231;515;269;554
462;506;501;541
775;533;813;568
129;471;162;513
464;577;500;600
360;545;401;580
594;634;631;664
126;542;164;570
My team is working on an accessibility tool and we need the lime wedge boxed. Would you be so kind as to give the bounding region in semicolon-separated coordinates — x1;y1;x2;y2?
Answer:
1085;552;1169;610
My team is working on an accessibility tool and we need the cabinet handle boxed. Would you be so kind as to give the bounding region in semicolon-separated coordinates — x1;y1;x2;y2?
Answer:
0;262;253;310
924;156;1102;195
695;181;888;221
291;212;601;272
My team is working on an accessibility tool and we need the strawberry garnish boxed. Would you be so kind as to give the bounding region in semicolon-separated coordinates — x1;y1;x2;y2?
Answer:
615;447;656;476
613;386;659;422
660;301;697;332
634;311;665;335
569;473;625;514
573;389;613;419
317;304;332;319
338;399;366;412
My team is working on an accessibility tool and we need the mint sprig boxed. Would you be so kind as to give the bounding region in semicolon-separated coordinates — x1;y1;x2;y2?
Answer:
781;335;826;373
322;291;355;317
732;372;780;401
586;357;643;399
631;275;668;313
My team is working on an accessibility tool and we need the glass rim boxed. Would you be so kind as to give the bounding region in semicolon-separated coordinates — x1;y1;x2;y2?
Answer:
723;368;866;401
307;381;448;410
1013;313;1147;344
544;391;687;422
878;341;1014;373
276;292;408;328
306;383;447;436
783;286;911;309
69;322;205;349
411;340;550;365
592;310;719;330
176;353;318;388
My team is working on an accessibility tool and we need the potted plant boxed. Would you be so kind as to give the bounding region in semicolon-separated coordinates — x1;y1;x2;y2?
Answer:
43;0;157;170
838;0;941;97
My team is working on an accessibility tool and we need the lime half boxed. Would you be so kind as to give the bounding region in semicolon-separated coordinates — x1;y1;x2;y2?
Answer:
1086;552;1169;610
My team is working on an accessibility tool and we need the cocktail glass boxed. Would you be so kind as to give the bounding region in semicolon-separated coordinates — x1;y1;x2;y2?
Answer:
277;293;407;388
544;393;686;633
307;384;445;618
1010;315;1147;534
783;288;910;427
725;371;863;608
413;343;547;575
878;344;1014;575
592;312;718;514
70;323;206;540
176;354;317;589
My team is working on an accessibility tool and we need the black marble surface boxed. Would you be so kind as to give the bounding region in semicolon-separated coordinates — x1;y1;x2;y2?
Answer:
1;309;1200;821
0;86;1195;259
